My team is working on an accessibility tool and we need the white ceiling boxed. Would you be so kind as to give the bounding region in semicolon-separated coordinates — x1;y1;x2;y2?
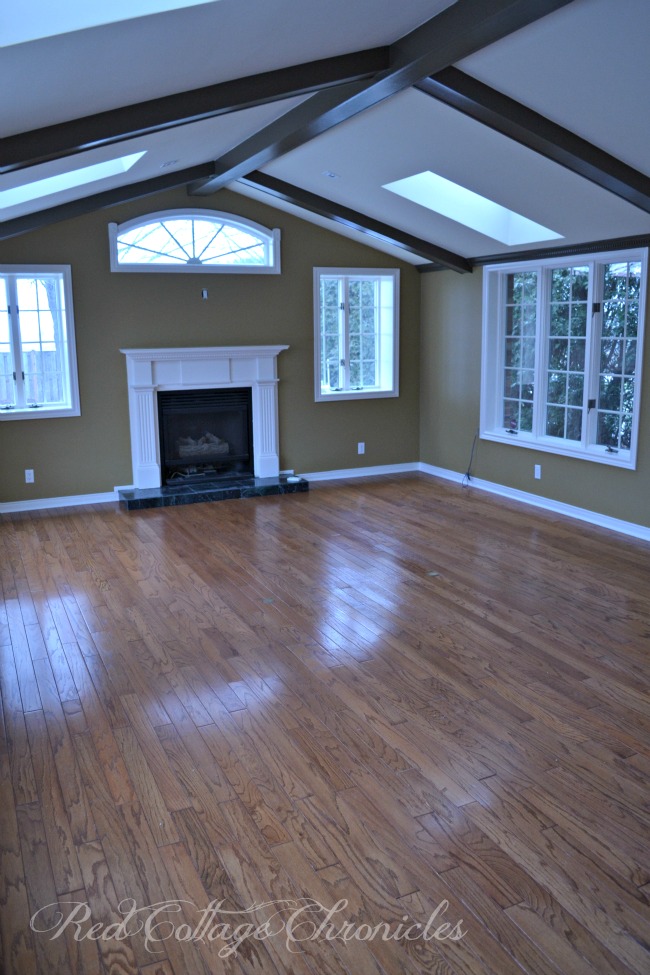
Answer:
459;0;650;173
2;0;649;267
1;0;448;133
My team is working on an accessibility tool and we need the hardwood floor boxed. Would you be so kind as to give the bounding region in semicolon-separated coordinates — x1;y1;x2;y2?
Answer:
1;473;648;975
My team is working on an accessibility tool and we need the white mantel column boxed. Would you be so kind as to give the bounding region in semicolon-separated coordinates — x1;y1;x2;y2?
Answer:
252;380;281;478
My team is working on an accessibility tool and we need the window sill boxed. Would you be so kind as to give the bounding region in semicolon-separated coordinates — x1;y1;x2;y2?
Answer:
0;405;80;421
480;430;636;469
316;388;398;403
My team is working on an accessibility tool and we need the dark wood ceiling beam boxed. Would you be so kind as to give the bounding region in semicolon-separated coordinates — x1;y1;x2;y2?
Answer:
0;48;389;175
416;67;650;214
189;0;576;195
0;165;214;241
239;171;472;272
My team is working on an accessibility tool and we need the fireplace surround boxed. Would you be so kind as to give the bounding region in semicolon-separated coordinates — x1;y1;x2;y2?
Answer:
120;346;288;490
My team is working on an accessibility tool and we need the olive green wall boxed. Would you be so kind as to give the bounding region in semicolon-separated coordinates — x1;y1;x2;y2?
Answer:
420;266;650;529
0;187;421;502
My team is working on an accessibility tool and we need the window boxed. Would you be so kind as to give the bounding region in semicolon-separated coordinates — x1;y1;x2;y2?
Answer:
314;268;399;401
481;248;647;468
109;209;280;273
0;266;80;420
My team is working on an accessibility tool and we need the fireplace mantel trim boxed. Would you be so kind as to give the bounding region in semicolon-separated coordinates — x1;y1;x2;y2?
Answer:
121;345;289;363
120;345;289;489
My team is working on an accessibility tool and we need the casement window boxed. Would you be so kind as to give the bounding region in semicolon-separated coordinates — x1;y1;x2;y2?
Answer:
480;248;647;468
108;209;280;273
314;268;399;401
0;266;80;420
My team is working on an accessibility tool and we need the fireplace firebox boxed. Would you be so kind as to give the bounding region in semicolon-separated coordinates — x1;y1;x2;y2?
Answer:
157;387;253;484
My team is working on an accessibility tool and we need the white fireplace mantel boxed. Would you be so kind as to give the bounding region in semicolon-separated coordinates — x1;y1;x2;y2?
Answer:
120;345;289;489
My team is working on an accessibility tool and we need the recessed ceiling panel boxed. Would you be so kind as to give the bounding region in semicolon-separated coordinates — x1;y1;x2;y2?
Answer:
1;0;218;47
261;88;650;259
0;0;452;135
0;96;307;222
458;0;650;175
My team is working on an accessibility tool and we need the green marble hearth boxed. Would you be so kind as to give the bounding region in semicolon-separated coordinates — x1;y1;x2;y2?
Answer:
118;475;308;510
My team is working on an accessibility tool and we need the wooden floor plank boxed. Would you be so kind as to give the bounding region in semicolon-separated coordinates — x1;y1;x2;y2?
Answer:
0;474;648;974
16;801;72;975
24;709;84;894
0;729;38;975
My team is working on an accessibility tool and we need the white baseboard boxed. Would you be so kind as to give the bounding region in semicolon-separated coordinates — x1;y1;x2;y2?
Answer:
418;462;650;542
300;462;419;481
2;465;648;541
0;491;119;514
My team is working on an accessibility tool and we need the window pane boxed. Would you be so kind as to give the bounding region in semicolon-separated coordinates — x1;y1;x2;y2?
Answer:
570;303;587;337
116;214;274;268
547;373;566;404
567;374;584;406
520;402;533;431
362;360;377;386
569;339;585;372
362;309;376;333
550;302;569;335
17;275;67;407
597;412;619;448
566;408;582;441
521;370;535;399
597;261;641;450
504;368;519;397
546;406;564;437
320;278;342;390
551;267;571;302
502;273;537;432
600;339;623;373
548;339;568;370
621;414;633;449
571;268;589;301
503;400;519;431
505;306;520;336
0;277;15;408
599;375;621;410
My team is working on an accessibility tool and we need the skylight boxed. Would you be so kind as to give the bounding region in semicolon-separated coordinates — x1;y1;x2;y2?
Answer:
383;171;563;246
1;1;216;47
0;153;146;211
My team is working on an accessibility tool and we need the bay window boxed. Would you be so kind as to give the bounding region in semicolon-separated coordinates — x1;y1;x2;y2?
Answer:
481;248;647;468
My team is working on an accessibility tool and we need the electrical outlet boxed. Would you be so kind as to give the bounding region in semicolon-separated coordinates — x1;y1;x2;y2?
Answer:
534;464;541;480
25;469;34;483
358;442;365;455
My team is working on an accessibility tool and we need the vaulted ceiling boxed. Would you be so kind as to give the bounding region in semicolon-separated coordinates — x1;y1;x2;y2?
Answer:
2;0;649;272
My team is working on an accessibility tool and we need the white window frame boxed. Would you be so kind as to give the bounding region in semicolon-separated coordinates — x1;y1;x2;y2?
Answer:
0;265;80;421
108;209;281;274
480;247;647;469
314;267;399;402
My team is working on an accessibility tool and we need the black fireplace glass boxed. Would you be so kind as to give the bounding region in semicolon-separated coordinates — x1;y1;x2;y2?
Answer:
157;387;253;484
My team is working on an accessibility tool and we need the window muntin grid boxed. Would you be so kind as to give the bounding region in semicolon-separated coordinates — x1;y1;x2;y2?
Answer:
109;210;280;273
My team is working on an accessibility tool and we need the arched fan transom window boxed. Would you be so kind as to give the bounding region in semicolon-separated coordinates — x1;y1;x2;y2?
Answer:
109;210;280;274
